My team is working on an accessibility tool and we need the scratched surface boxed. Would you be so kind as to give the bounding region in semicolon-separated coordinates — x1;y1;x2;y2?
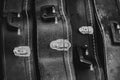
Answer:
36;0;75;80
2;0;36;79
65;0;98;80
94;0;120;80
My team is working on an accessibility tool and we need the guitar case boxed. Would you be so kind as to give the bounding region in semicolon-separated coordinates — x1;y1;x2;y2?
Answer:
35;0;76;80
94;0;120;80
65;0;108;80
2;0;36;80
2;0;120;80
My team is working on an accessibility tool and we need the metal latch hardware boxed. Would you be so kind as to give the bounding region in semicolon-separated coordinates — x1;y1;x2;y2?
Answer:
13;46;31;57
50;39;71;51
79;26;93;34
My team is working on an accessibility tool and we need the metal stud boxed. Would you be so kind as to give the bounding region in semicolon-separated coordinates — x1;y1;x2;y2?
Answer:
90;64;94;71
17;13;21;18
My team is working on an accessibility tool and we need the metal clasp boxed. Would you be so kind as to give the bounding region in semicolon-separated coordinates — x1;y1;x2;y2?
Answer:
79;26;93;34
50;39;71;51
13;46;31;57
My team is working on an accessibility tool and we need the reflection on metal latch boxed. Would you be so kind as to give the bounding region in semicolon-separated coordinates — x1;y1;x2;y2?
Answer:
13;46;31;57
50;39;71;51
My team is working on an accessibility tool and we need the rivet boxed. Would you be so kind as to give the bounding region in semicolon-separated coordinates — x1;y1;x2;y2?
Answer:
17;13;21;18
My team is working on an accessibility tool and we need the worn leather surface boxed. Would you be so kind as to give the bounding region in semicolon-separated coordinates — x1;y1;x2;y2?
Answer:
94;0;120;80
65;0;101;80
2;0;36;80
2;0;120;80
35;0;75;80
